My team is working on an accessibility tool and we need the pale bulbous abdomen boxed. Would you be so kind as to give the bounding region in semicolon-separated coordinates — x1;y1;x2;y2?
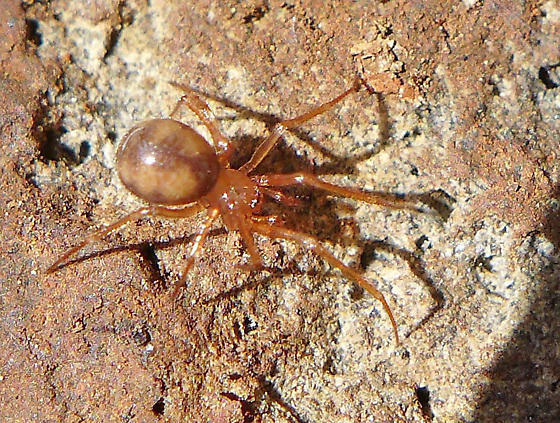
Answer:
117;119;220;205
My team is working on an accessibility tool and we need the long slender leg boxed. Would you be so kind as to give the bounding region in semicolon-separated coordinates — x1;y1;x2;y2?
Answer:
173;208;220;298
259;186;302;206
239;80;361;174
252;215;285;225
236;215;263;271
254;172;426;213
47;204;203;273
169;81;233;165
251;221;400;344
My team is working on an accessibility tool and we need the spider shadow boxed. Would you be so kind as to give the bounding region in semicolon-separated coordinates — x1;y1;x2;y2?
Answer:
359;239;445;340
201;216;448;345
53;227;227;290
180;83;455;259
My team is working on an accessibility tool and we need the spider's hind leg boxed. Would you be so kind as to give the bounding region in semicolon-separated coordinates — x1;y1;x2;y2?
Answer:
250;220;400;345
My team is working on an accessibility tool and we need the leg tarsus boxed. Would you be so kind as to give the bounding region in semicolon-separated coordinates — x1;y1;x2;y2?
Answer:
236;215;264;271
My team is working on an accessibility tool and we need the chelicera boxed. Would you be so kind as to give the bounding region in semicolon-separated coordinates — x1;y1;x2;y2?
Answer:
49;78;425;344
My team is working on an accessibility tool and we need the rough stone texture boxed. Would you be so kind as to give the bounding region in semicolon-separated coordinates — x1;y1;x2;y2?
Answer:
1;0;559;422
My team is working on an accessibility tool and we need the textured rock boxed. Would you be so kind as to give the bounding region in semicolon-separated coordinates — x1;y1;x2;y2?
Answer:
1;0;558;421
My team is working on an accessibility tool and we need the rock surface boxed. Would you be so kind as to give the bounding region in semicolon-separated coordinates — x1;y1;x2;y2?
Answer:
1;0;559;421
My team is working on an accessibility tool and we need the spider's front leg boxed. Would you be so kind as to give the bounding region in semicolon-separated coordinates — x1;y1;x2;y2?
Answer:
169;81;234;165
240;80;361;174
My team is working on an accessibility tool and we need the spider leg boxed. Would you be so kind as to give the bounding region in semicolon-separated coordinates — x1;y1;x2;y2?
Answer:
255;172;426;213
173;208;220;299
47;204;203;273
169;81;233;165
258;186;302;206
252;215;285;225
250;220;399;345
240;80;361;174
235;215;264;271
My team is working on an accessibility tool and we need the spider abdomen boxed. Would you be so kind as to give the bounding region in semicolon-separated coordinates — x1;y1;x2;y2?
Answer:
117;119;220;205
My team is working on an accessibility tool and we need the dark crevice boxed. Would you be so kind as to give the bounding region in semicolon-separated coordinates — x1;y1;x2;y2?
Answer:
152;397;165;416
131;323;151;346
415;234;431;252
228;373;243;381
233;319;244;340
415;385;434;421
78;140;91;162
32;98;85;167
106;130;117;143
243;6;268;24
474;254;494;272
538;64;560;89
138;242;164;287
416;189;457;221
360;241;380;270
322;353;337;375
38;122;90;166
243;315;258;334
103;1;135;61
348;283;365;301
25;18;42;46
40;125;68;159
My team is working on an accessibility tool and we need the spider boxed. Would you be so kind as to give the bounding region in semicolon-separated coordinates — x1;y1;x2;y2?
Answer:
48;77;425;345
